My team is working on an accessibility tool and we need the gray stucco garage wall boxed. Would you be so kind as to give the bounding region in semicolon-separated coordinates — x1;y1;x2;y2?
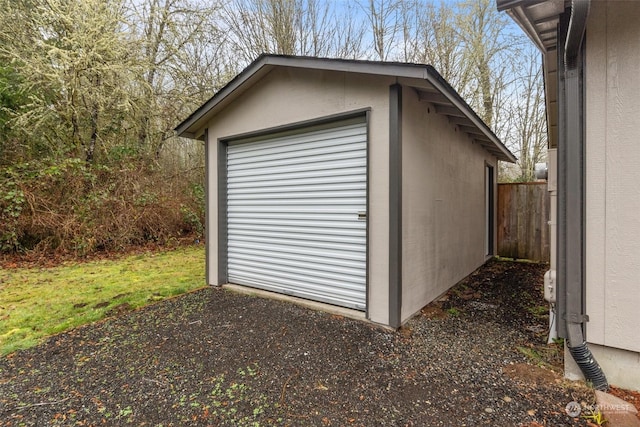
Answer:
400;85;497;321
203;67;395;325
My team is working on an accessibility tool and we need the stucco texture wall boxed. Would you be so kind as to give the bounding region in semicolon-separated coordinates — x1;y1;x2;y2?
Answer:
400;85;496;321
585;1;640;354
204;68;394;325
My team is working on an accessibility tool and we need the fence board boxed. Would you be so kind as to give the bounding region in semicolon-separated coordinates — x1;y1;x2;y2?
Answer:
497;182;550;262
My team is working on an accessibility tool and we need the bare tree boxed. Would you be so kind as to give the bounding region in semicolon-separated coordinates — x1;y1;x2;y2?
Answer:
221;0;367;62
502;46;547;181
296;0;337;57
220;0;297;62
127;0;224;158
456;0;512;127
398;0;473;94
323;2;368;59
361;0;401;61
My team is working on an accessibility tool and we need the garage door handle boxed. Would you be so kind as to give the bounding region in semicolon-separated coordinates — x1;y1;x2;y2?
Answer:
358;212;367;220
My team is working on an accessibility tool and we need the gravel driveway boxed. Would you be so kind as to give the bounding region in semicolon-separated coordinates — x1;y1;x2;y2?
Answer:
0;260;592;426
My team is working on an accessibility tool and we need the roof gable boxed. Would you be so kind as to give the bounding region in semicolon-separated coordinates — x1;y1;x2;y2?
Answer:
175;55;516;163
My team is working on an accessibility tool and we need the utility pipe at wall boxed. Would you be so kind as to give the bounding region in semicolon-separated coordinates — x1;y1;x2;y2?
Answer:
546;149;558;344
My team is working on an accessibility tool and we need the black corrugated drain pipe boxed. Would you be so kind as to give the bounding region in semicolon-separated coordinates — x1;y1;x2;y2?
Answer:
561;0;608;391
567;341;608;391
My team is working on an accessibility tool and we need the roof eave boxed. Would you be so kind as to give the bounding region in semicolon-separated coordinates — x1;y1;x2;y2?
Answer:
423;67;517;163
496;0;564;53
174;55;515;162
504;6;548;51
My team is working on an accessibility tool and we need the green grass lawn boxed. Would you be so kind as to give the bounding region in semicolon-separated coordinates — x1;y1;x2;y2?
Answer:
0;245;205;356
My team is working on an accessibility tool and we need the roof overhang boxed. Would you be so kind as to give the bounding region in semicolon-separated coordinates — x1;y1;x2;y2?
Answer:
497;1;591;149
175;54;516;163
497;0;565;52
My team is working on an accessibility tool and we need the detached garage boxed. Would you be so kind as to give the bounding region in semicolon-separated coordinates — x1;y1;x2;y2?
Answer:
175;55;515;328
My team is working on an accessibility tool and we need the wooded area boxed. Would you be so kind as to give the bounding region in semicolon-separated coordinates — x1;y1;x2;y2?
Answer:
0;0;548;256
497;182;549;262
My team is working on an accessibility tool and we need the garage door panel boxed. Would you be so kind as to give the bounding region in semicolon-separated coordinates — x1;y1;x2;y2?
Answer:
229;265;361;299
229;252;365;273
228;267;365;291
229;274;365;307
229;152;366;173
230;194;366;204
228;137;366;166
229;185;366;197
230;179;364;194
229;212;364;222
228;135;365;162
229;223;364;235
227;120;367;310
228;150;366;174
229;218;365;237
229;230;365;245
230;201;366;210
230;205;365;213
229;181;366;195
228;243;366;265
228;254;366;279
227;159;365;179
228;166;366;185
230;124;366;161
228;234;365;253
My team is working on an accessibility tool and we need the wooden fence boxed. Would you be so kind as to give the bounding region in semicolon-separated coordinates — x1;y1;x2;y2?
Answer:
497;182;550;262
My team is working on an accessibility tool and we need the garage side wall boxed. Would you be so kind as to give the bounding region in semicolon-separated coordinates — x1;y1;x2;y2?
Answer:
400;87;497;321
204;68;395;325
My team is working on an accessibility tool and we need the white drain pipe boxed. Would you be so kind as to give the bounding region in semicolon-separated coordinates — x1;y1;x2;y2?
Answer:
546;149;557;343
536;149;558;344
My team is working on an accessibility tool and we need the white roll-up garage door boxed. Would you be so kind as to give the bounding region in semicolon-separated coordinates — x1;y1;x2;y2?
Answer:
226;119;367;310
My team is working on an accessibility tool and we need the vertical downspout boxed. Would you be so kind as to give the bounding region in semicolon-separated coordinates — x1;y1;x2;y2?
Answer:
558;0;608;391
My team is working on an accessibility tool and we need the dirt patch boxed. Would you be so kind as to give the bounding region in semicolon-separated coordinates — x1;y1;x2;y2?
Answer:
419;304;448;319
0;259;593;426
106;302;132;317
609;386;640;420
503;362;561;386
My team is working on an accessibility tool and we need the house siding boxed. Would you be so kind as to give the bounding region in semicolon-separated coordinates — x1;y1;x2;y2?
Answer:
564;0;640;391
400;86;496;321
585;1;640;354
